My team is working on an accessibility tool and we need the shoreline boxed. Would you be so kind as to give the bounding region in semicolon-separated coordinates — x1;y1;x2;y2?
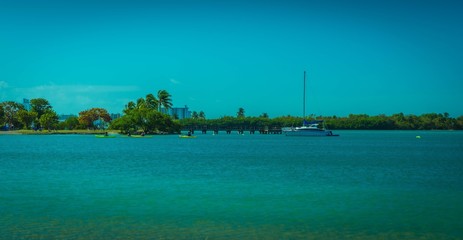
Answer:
0;130;119;135
0;131;22;135
1;129;460;136
0;130;177;135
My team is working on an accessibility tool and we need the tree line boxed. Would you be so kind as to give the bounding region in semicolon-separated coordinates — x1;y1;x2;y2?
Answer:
0;89;181;133
1;99;59;130
109;90;182;134
324;113;463;130
2;98;463;132
0;98;113;131
180;109;463;131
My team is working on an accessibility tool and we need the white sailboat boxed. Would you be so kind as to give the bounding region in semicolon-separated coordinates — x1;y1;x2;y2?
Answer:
282;71;339;137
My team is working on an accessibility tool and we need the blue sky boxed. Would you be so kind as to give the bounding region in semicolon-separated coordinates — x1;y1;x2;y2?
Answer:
1;0;462;118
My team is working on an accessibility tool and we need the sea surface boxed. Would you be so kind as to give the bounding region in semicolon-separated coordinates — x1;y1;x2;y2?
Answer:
1;131;462;239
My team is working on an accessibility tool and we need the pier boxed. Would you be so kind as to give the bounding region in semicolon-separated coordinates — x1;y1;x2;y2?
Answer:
183;125;282;135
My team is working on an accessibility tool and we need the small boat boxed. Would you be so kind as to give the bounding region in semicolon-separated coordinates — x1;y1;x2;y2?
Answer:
95;134;116;138
282;120;338;136
179;135;197;139
283;71;338;137
128;135;152;138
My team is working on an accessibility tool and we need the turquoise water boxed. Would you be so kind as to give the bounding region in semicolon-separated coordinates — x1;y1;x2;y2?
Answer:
1;131;462;239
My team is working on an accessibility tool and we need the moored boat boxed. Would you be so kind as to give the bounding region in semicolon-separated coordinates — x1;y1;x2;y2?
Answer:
282;120;338;136
283;71;338;137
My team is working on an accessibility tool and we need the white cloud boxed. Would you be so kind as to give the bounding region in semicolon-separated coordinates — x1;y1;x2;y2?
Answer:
8;84;141;114
169;79;180;85
28;84;140;94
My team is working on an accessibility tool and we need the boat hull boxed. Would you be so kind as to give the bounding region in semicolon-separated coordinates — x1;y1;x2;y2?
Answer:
283;129;339;137
95;135;116;138
179;135;197;139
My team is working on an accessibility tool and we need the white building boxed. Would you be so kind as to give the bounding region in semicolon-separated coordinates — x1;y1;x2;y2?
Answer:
161;105;191;119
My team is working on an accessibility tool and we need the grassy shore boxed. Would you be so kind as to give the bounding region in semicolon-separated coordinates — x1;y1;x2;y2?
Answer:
0;130;120;135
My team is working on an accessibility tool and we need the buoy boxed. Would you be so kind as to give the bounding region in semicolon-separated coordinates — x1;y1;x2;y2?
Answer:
416;136;421;139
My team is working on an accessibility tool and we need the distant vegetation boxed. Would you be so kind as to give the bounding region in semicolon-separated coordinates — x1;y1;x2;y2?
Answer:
324;113;463;130
0;98;115;131
2;97;462;132
180;111;463;131
1;99;60;131
109;90;182;134
0;90;181;133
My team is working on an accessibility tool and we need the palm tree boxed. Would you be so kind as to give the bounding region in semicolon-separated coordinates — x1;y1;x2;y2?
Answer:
124;101;136;114
136;98;146;109
199;111;206;120
145;93;158;110
157;90;172;112
237;107;245;118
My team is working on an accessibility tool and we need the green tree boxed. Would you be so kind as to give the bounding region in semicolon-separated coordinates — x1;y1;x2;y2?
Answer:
179;112;463;131
1;101;25;129
136;98;147;109
157;90;172;112
456;116;463;129
39;110;59;130
0;104;4;126
109;114;136;133
30;98;53;128
145;93;159;110
112;108;180;134
144;110;164;132
17;109;38;129
129;108;150;132
60;116;80;130
157;113;182;133
191;111;199;119
30;98;52;118
199;111;206;120
124;101;136;114
237;107;245;118
78;108;111;129
111;92;180;134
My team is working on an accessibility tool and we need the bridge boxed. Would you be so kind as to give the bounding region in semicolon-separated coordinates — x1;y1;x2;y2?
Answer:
182;125;283;135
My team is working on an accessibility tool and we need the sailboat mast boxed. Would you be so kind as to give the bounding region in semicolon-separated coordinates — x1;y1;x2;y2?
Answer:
303;70;306;119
